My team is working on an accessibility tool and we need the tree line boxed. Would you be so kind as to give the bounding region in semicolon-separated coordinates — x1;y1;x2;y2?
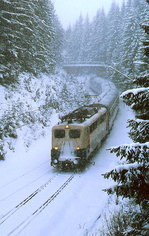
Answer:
0;0;63;86
102;1;149;234
63;0;149;91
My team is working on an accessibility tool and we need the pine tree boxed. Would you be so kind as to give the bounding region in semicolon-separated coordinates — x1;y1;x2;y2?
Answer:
63;26;73;63
78;15;92;63
105;2;124;88
89;9;108;63
106;3;121;65
63;0;148;92
103;1;149;234
116;0;149;90
64;15;84;63
51;14;64;66
0;0;62;86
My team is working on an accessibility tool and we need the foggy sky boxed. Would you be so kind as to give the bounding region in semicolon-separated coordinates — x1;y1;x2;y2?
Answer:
52;0;124;29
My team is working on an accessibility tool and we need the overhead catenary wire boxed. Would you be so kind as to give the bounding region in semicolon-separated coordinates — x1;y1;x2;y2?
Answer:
107;65;131;80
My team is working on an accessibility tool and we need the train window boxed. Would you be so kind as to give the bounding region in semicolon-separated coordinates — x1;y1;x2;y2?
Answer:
89;125;92;133
90;121;97;133
94;121;97;129
69;129;81;138
54;129;65;138
98;113;106;124
97;117;101;125
100;115;104;123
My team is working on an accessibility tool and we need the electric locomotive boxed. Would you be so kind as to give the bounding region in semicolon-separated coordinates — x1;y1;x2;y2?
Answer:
51;79;119;169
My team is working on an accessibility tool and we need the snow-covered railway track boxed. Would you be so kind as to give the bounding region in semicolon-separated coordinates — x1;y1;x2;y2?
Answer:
0;173;58;225
0;169;51;202
0;174;74;236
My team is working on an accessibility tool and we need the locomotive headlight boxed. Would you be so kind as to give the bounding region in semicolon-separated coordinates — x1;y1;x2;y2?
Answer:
54;146;59;150
76;146;81;150
65;125;70;129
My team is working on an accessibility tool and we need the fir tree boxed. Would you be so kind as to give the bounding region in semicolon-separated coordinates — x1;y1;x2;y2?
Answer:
78;15;92;63
63;26;73;63
90;9;108;63
66;15;84;63
103;1;149;234
51;14;64;65
106;3;121;65
0;0;62;86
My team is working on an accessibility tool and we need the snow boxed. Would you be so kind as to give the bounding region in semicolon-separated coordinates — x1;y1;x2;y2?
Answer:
112;162;143;173
135;119;149;123
121;87;149;97
110;141;149;149
0;71;92;160
0;75;134;236
59;141;77;162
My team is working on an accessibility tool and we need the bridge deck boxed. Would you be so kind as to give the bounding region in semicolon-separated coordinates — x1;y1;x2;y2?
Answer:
63;64;107;68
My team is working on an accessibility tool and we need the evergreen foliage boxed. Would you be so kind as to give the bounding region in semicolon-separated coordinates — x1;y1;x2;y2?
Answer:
106;3;121;65
104;164;149;203
0;0;63;85
133;76;149;87
102;1;149;234
108;143;149;164
121;88;149;113
63;0;149;91
128;119;149;143
100;200;149;236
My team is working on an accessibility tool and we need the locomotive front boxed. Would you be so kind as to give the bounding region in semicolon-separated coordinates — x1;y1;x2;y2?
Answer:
51;123;89;169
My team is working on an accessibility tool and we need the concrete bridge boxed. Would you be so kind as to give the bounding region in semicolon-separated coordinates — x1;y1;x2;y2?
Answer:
63;63;130;80
63;63;108;77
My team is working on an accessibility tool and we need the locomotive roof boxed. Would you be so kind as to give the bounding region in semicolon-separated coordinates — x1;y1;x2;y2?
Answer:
59;104;106;124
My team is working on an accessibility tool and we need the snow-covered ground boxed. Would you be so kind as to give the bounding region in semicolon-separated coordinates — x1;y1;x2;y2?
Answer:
0;99;133;236
0;71;90;160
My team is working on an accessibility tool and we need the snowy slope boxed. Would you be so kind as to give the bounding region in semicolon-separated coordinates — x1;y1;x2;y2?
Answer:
0;72;90;160
0;77;134;236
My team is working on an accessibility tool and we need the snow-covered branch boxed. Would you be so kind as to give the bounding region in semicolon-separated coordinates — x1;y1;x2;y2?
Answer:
120;88;149;112
108;142;149;163
103;163;149;202
127;119;149;143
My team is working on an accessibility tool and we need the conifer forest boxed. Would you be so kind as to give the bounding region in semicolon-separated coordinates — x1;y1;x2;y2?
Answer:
0;0;149;235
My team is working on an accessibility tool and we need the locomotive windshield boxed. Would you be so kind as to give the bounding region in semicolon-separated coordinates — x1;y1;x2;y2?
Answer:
54;129;65;138
69;129;81;138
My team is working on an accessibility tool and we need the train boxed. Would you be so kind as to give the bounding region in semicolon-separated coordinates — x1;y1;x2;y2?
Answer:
51;78;119;170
